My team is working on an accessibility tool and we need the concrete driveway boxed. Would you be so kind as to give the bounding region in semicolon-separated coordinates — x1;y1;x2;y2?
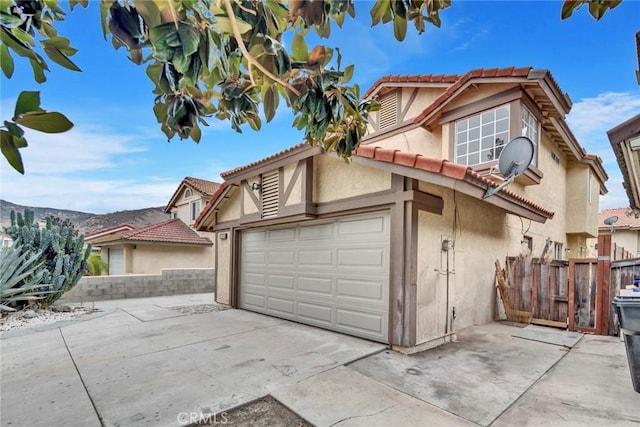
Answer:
1;294;638;426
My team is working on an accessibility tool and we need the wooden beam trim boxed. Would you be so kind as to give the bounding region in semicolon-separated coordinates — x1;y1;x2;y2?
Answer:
282;161;304;207
400;88;419;122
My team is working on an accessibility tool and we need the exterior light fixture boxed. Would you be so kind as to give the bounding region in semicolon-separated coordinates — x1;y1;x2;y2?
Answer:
250;182;261;191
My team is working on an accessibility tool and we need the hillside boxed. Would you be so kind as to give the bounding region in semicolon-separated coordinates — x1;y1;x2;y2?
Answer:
1;200;170;235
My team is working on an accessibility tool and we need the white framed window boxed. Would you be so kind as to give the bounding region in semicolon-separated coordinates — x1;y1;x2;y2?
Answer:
554;242;564;260
521;106;539;166
185;189;193;199
190;200;201;221
455;105;510;166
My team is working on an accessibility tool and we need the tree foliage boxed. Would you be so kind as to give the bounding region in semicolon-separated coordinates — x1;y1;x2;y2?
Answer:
0;0;624;173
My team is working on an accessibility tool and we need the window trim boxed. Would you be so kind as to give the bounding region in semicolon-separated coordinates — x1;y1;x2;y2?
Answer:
190;200;201;222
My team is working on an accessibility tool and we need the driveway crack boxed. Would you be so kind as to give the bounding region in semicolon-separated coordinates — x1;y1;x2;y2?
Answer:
59;328;105;427
329;404;396;426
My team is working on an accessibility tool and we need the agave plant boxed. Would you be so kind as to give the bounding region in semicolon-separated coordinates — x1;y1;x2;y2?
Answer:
0;244;53;310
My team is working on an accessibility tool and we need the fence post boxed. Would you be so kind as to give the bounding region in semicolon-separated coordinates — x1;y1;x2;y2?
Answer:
597;234;612;335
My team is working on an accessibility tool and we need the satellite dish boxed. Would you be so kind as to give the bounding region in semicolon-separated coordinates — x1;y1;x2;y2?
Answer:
484;137;535;199
604;215;618;233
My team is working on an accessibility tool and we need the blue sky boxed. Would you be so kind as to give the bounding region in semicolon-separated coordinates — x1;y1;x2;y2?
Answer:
1;0;639;214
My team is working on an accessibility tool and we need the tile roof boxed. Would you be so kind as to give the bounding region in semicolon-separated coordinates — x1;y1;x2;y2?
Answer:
220;144;313;179
90;219;212;246
362;73;460;98
85;223;135;239
599;208;640;229
354;145;555;219
165;176;222;213
122;219;212;245
411;67;533;125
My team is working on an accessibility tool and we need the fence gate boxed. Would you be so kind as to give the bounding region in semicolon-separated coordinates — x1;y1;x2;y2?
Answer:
531;259;569;328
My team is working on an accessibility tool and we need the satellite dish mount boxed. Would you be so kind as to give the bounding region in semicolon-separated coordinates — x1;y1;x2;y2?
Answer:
483;137;535;199
603;215;618;233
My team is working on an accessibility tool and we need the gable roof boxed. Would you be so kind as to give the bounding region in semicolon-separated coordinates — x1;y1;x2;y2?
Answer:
599;208;640;230
195;143;555;229
362;66;607;193
164;176;222;213
89;219;212;246
85;223;135;240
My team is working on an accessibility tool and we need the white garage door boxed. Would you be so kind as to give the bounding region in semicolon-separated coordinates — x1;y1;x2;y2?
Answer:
109;248;124;275
240;212;390;343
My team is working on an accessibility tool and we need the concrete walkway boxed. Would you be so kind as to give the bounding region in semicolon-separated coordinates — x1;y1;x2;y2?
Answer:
1;294;638;426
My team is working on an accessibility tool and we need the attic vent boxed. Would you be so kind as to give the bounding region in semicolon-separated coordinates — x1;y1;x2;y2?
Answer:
551;152;560;165
261;170;279;218
378;91;398;130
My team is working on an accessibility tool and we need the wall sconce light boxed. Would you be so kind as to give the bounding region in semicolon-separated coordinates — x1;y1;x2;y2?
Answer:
250;182;261;191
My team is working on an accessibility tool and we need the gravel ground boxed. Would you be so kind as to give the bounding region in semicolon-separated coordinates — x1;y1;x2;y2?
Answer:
0;305;101;332
166;304;229;315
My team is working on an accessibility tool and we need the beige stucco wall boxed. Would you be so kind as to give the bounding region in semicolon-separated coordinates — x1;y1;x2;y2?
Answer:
283;162;303;206
416;185;510;344
608;229;640;258
372;127;443;159
128;244;214;274
444;84;518;113
242;181;260;215
314;155;391;203
215;231;232;305
218;188;241;222
401;87;446;120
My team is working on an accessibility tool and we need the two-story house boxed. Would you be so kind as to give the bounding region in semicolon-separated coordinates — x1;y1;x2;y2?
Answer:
194;67;607;353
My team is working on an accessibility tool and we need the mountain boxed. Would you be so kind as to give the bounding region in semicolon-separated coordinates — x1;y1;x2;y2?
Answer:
1;200;170;235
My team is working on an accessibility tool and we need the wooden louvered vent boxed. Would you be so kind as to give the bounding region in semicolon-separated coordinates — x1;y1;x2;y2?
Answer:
378;91;398;130
261;170;279;218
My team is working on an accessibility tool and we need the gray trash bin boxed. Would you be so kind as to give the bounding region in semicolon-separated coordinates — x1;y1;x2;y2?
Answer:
612;295;640;393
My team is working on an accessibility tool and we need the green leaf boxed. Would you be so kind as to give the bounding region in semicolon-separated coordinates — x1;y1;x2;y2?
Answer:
190;123;201;143
69;0;89;11
342;64;354;83
370;0;389;26
264;86;278;122
178;22;201;57
14;91;41;118
29;58;47;83
0;130;24;174
133;0;161;29
0;43;14;78
43;45;82;72
291;33;308;62
393;16;408;41
4;121;24;138
0;11;24;28
215;16;252;35
15;112;74;133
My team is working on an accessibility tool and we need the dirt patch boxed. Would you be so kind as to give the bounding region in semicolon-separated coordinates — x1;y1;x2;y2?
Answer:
192;396;311;427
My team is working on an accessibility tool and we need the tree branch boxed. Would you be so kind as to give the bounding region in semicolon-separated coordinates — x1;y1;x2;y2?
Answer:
222;0;300;97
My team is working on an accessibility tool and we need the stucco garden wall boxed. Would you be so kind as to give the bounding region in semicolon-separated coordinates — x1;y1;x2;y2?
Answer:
61;268;215;302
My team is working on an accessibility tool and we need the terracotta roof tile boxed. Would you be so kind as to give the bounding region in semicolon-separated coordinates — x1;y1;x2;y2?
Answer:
353;145;555;219
220;143;310;179
599;208;640;229
362;73;460;98
85;223;135;239
411;67;533;125
120;219;212;245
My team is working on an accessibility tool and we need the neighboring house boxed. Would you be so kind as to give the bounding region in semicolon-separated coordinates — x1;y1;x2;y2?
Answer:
85;219;213;275
0;231;12;248
195;67;607;352
165;176;222;227
608;114;640;216
597;208;640;259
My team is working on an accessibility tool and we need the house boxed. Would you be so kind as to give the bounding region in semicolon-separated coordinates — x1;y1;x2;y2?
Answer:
608;114;640;216
85;219;213;275
0;231;13;248
597;208;640;259
165;176;222;227
195;67;607;352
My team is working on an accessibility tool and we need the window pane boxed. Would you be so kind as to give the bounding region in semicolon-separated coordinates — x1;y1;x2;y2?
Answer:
457;132;468;144
482;149;495;162
456;154;466;164
457;143;468;155
468;152;480;165
481;123;494;137
495;132;509;146
469;115;480;128
481;136;494;150
496;106;509;120
456;120;468;132
469;140;480;153
469;127;480;140
481;110;495;124
496;118;508;133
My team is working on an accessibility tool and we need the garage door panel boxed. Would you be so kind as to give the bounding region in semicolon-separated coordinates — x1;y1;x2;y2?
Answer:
336;279;384;301
299;223;334;240
337;248;385;268
240;212;389;343
244;230;267;242
298;302;332;323
266;274;295;289
242;293;265;309
337;216;385;236
336;309;384;335
267;297;295;314
298;277;333;295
